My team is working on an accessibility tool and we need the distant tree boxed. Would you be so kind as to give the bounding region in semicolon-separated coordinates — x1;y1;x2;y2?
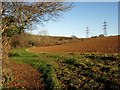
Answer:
91;36;97;38
71;35;77;39
99;34;104;37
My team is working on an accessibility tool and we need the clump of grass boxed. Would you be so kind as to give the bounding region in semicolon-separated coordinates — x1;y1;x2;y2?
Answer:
100;67;110;72
37;64;61;89
83;53;96;59
63;57;88;70
8;52;20;57
100;56;118;61
83;53;119;61
63;57;77;65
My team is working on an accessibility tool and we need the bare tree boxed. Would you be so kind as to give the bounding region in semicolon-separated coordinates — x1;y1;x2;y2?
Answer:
1;2;72;33
1;1;72;59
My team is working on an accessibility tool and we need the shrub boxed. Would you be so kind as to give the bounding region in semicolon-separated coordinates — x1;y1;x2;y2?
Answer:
91;36;97;38
99;34;104;37
11;40;20;48
71;35;77;39
28;40;35;46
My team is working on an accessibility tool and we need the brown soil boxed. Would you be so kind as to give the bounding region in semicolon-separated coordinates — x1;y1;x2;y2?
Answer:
29;36;120;54
4;60;45;89
2;36;119;89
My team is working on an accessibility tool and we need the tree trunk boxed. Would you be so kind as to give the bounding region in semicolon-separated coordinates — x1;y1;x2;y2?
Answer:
2;34;11;59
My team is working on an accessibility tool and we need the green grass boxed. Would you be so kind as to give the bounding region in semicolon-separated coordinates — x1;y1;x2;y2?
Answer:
9;48;120;90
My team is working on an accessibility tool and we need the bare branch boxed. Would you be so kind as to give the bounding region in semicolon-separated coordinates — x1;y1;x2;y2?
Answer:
2;2;73;32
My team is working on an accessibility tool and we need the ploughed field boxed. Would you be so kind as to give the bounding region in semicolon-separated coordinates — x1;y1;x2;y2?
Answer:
29;36;120;54
7;36;120;89
9;49;120;89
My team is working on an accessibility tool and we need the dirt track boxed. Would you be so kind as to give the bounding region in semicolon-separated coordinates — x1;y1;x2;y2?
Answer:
29;36;120;54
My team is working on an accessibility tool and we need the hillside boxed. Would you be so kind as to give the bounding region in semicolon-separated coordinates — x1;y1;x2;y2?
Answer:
29;35;120;54
11;34;80;48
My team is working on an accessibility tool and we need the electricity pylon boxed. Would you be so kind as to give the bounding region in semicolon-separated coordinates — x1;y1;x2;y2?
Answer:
86;27;89;38
103;20;107;36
